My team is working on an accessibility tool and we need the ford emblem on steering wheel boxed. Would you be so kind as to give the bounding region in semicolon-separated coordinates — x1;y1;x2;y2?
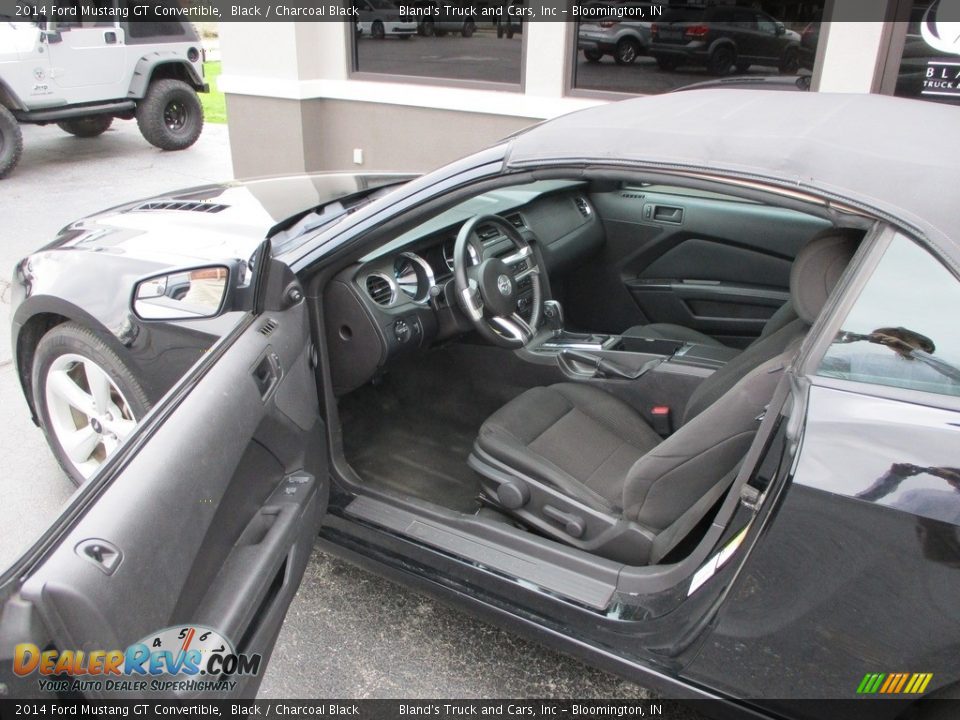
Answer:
497;274;512;296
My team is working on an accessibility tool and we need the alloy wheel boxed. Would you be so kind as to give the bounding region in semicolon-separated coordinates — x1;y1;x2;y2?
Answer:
44;353;137;481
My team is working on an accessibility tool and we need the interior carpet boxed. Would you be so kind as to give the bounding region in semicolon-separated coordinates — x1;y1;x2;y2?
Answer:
338;342;550;513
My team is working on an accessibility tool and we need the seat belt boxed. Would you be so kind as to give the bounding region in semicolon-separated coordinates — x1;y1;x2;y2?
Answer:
648;368;793;565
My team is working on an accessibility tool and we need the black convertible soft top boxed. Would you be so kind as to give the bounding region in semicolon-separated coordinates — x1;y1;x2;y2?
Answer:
506;90;959;256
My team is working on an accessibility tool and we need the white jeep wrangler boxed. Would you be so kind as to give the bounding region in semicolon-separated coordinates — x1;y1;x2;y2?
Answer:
0;14;208;178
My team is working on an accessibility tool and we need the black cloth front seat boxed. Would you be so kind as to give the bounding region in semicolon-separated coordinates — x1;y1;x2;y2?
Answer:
621;227;848;351
470;230;861;564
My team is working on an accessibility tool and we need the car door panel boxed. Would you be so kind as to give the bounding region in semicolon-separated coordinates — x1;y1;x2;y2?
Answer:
685;385;960;711
564;188;830;346
14;298;324;698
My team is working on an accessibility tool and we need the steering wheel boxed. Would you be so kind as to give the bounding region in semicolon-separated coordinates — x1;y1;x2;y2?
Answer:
453;214;542;349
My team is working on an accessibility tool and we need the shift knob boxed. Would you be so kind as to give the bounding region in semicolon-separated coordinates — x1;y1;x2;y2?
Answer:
543;300;564;334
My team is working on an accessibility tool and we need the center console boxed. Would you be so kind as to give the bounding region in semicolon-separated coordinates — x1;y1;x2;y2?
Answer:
519;302;741;432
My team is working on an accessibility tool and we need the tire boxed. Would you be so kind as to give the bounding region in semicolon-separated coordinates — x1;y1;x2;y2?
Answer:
614;38;640;65
708;45;736;76
57;115;113;138
135;79;204;152
462;19;475;37
655;55;679;71
506;29;514;38
496;22;504;38
779;47;800;75
583;49;603;63
32;322;151;485
371;20;385;39
0;105;23;179
735;61;751;73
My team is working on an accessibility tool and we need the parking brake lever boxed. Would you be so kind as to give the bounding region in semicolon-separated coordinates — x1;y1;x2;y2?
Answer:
560;350;660;380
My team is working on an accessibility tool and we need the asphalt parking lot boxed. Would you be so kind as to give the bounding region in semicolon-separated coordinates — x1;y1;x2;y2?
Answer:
0;119;657;700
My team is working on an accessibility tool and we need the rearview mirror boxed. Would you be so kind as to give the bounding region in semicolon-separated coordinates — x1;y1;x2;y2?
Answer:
133;265;230;321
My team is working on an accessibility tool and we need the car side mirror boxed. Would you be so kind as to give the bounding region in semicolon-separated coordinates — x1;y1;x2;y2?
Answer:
41;29;62;44
132;265;232;321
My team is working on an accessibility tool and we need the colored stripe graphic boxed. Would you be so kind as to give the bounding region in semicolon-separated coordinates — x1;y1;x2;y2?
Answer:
857;672;932;694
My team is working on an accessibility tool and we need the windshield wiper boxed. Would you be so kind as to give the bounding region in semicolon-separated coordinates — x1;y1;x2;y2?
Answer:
834;329;960;383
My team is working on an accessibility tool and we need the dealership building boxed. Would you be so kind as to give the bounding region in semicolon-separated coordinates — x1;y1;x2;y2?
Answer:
218;1;957;178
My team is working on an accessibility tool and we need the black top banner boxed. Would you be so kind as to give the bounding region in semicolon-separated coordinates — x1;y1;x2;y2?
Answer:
1;0;958;24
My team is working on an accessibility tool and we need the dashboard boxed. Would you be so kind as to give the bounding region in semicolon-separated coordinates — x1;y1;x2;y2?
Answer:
324;181;605;394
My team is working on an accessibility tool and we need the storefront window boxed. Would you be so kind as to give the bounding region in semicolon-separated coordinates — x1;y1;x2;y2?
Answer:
572;1;823;95
888;0;960;106
351;0;524;86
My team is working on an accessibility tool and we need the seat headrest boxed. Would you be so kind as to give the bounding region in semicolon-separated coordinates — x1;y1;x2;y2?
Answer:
790;228;863;325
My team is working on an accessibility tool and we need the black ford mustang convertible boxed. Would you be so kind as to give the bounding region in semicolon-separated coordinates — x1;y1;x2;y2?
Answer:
5;90;960;716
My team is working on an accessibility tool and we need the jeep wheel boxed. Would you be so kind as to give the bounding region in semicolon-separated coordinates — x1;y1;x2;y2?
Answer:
136;79;204;152
0;105;23;180
583;49;603;63
708;46;736;76
57;115;113;138
614;38;640;65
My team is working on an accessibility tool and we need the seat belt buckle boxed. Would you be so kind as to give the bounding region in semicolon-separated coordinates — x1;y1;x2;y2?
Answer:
650;405;672;436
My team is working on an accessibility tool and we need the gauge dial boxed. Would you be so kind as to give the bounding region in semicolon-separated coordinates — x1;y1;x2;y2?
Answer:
394;252;435;303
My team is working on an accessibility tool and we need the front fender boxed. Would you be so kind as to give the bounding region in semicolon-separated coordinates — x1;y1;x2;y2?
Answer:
11;251;223;419
127;55;207;99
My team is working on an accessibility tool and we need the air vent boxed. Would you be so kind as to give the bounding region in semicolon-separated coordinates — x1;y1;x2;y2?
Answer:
133;200;228;214
505;213;525;229
574;197;592;217
619;192;645;200
476;224;500;242
365;274;394;306
259;318;279;337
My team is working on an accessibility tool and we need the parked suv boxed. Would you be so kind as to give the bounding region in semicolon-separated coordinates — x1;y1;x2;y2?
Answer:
0;17;208;179
650;5;800;75
577;3;653;65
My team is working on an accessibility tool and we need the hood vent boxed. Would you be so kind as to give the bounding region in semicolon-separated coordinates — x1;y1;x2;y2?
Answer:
365;274;394;306
133;201;229;214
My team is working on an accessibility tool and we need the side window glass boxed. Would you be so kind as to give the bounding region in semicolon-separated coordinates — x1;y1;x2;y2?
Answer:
817;233;960;397
756;15;777;34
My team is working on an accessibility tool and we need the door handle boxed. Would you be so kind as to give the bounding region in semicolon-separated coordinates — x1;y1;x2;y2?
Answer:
252;351;282;400
104;31;117;44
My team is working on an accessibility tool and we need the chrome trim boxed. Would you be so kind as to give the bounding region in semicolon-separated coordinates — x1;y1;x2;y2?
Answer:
502;246;533;266
394;251;436;304
492;313;533;344
514;264;539;281
364;272;397;306
460;284;484;322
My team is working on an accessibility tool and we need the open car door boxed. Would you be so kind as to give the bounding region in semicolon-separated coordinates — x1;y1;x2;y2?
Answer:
0;255;325;699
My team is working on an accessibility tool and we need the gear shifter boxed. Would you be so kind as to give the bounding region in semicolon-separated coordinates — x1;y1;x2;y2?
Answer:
543;300;564;336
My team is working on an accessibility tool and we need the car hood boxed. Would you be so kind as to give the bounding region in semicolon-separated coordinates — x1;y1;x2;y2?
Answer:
42;172;413;267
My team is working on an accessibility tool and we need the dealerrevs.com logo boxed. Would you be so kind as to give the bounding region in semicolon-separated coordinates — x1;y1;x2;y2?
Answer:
13;625;261;694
